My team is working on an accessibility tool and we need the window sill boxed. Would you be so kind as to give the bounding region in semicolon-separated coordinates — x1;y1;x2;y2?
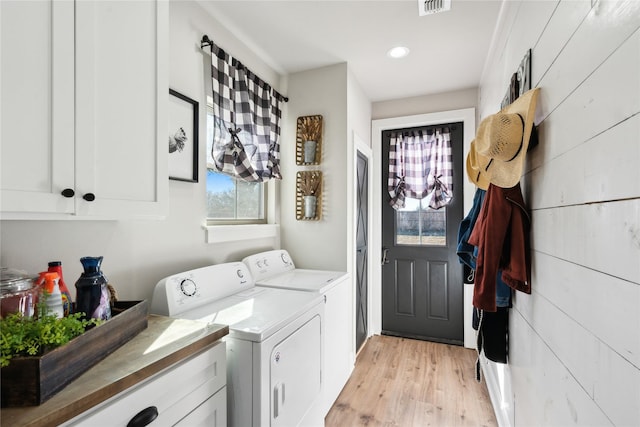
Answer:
203;223;280;244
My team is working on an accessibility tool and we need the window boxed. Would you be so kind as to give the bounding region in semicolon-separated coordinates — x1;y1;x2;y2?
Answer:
202;38;286;224
395;196;446;246
206;100;266;223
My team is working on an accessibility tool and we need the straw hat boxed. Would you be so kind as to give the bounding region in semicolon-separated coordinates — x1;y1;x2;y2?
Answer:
470;88;540;188
466;140;489;190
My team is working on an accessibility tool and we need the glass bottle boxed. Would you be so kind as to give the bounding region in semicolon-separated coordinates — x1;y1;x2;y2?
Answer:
75;256;111;321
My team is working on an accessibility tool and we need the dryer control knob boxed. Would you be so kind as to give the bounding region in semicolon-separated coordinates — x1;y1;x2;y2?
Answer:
180;279;197;296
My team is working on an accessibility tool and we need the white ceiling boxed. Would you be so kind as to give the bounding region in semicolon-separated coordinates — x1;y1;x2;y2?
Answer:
198;0;503;103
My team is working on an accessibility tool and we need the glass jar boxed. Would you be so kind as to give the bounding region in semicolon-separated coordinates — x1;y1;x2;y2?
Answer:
0;267;38;318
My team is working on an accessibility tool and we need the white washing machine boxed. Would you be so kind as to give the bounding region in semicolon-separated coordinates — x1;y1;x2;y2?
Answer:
242;250;353;421
150;262;324;427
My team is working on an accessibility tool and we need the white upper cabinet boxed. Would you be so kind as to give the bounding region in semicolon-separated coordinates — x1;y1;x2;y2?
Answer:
0;0;168;219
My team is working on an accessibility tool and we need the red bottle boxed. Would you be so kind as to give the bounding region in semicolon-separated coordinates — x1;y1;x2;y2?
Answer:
47;261;73;316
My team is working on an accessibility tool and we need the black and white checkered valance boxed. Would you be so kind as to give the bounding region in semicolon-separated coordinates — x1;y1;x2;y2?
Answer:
388;128;453;210
207;40;286;182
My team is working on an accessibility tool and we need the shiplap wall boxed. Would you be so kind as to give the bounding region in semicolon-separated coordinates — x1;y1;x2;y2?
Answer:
477;1;640;426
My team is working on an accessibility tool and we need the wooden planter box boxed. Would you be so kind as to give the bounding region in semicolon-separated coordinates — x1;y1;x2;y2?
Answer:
1;300;148;407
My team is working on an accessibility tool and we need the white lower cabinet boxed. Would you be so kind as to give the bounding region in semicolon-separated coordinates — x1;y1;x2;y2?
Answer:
62;342;226;427
322;279;354;412
299;277;354;426
0;0;167;219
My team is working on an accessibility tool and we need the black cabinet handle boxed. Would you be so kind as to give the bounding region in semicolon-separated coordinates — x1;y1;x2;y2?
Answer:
82;193;96;202
127;406;158;427
61;188;75;198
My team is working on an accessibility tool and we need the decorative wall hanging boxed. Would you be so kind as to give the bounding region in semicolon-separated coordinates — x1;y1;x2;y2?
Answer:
500;49;531;109
296;115;323;165
500;49;538;151
168;89;199;182
296;171;322;220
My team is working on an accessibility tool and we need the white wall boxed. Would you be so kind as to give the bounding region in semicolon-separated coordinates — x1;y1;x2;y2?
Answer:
281;63;350;271
477;1;640;426
0;1;283;301
280;63;372;273
372;87;477;120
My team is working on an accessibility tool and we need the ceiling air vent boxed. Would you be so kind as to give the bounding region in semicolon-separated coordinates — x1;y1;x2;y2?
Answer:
419;0;451;16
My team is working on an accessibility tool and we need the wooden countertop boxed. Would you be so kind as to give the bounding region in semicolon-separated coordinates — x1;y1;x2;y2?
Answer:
0;315;228;427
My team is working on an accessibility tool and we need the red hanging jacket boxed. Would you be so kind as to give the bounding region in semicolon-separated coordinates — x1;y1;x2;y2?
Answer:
468;183;531;312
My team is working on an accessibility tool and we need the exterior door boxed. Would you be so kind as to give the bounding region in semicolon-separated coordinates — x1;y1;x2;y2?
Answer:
355;151;369;352
381;123;464;345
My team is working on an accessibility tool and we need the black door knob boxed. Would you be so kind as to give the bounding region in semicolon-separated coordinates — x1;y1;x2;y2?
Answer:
61;188;75;198
82;193;96;202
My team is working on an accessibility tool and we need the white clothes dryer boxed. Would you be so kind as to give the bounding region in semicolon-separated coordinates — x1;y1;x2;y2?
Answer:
242;250;353;420
150;262;324;427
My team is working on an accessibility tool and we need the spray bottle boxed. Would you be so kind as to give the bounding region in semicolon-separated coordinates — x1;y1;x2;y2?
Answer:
42;272;64;318
47;261;72;316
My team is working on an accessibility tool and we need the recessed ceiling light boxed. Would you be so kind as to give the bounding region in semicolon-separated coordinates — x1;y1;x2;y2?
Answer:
387;46;410;59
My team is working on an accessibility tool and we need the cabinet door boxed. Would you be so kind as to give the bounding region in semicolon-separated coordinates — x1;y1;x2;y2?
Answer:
0;0;75;215
75;0;167;218
323;280;354;411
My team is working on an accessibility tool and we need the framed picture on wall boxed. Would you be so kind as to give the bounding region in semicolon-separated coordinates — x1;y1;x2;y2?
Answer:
168;89;199;182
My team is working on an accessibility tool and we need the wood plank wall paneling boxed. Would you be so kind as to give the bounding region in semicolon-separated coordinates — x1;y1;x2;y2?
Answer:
508;311;615;426
529;30;640;174
532;0;592;85
536;1;640;122
531;252;640;369
530;114;640;208
533;201;640;282
477;1;640;426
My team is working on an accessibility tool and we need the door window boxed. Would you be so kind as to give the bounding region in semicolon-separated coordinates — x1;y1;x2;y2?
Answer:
395;197;446;246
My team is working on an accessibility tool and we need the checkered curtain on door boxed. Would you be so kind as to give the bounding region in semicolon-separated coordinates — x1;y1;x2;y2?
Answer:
388;129;453;210
208;41;285;182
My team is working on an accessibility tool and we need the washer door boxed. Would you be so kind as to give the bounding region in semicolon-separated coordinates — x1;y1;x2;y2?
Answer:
270;314;322;427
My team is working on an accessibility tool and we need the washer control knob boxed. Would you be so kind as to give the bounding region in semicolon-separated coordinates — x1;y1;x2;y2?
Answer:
263;258;269;267
257;260;263;268
281;253;290;265
180;278;197;296
237;269;244;279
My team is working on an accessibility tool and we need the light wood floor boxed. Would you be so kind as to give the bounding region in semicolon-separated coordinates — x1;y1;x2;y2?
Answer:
325;335;497;427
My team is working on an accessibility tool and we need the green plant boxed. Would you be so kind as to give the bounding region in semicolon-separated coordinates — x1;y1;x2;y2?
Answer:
0;310;100;367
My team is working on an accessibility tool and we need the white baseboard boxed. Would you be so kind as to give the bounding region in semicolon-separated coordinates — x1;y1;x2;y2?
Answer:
480;355;513;427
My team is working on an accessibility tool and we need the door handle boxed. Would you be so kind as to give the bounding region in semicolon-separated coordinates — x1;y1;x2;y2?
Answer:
273;382;285;418
381;247;390;265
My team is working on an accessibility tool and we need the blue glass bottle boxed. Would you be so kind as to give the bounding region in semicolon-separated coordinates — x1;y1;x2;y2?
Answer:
75;256;111;321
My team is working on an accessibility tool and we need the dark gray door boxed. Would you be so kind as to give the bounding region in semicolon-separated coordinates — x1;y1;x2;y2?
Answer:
355;150;369;352
381;123;464;345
